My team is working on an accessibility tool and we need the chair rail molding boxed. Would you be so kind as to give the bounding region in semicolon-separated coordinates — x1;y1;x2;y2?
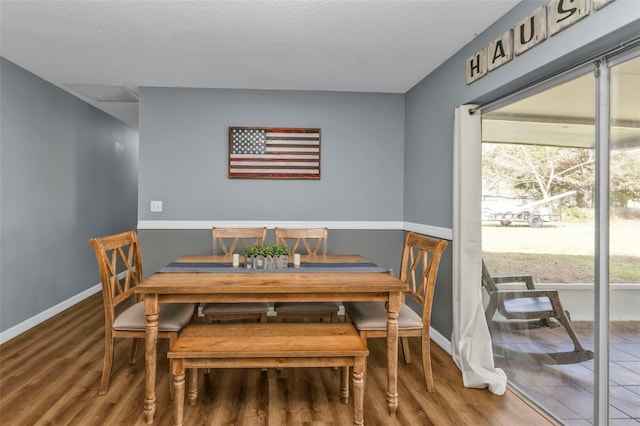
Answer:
137;220;454;240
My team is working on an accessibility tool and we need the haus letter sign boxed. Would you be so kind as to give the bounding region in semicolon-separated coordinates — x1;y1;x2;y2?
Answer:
465;0;615;84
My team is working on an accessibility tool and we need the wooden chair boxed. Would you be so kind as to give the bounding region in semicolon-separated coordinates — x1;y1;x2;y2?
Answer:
344;232;448;392
89;230;197;395
273;227;340;322
201;227;270;323
482;260;594;364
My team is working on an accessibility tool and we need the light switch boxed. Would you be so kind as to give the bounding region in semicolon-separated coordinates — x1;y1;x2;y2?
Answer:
150;200;163;212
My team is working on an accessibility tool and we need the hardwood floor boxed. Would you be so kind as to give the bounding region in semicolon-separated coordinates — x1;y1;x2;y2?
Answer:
492;321;640;425
0;293;556;425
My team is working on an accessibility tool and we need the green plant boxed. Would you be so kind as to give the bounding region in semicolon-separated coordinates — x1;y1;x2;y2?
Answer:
273;244;291;256
263;245;275;257
241;244;261;257
241;244;290;257
561;206;590;221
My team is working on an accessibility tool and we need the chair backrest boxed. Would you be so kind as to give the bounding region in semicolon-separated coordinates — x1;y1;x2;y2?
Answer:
89;230;143;327
481;260;499;294
212;227;267;255
399;232;448;324
274;227;328;255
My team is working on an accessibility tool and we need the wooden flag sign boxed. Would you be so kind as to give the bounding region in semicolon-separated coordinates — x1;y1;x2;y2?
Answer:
228;127;321;179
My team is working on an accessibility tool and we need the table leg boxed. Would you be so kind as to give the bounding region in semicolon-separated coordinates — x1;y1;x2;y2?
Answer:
144;295;159;424
386;293;401;416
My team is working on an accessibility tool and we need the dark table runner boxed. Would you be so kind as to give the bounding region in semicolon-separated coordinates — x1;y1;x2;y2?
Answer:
160;261;387;274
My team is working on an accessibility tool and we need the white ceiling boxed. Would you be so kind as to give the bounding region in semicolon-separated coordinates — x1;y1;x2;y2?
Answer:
0;0;520;127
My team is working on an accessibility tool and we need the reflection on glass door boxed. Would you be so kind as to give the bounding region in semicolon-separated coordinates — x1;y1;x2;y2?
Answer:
481;72;597;423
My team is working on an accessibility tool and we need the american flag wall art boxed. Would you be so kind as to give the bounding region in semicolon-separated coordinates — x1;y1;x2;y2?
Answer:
228;127;321;179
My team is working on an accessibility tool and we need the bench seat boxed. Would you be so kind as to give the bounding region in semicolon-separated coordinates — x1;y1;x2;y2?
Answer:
168;322;369;426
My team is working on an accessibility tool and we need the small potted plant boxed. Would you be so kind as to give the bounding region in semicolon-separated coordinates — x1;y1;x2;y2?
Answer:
273;244;291;269
241;244;290;269
241;244;261;269
263;244;276;269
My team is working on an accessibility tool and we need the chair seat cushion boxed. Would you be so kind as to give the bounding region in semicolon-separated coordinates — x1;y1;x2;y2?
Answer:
274;302;340;313
344;302;423;330
201;302;270;315
503;297;552;313
114;302;195;332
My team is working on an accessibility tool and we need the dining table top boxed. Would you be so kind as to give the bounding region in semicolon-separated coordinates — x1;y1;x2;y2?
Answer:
135;254;408;295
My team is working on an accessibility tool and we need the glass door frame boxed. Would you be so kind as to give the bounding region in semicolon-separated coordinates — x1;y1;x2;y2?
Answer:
594;57;610;425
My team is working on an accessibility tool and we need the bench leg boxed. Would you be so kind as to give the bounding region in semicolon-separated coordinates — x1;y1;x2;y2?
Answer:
187;368;198;406
353;356;365;426
340;366;350;404
171;359;185;426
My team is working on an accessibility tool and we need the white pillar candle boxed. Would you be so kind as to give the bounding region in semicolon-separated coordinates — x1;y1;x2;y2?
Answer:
293;253;301;267
232;253;240;268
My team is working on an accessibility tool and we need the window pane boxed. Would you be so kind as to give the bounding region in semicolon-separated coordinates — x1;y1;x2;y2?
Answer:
608;54;640;421
482;72;596;422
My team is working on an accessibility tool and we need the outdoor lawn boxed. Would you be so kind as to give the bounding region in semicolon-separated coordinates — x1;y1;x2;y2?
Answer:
482;219;640;283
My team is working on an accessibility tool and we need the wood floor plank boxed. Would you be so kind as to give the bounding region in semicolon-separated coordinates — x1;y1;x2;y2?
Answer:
0;294;557;425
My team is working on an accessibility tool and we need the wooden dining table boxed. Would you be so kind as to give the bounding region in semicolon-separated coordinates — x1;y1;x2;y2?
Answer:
136;254;408;424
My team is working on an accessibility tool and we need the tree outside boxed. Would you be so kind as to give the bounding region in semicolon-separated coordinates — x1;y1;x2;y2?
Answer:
482;143;640;284
483;144;640;210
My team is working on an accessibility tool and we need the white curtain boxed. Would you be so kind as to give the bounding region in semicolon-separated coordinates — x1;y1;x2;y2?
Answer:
451;104;507;395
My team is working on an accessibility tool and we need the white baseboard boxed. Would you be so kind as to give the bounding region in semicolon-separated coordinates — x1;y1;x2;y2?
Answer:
430;326;453;355
0;283;101;345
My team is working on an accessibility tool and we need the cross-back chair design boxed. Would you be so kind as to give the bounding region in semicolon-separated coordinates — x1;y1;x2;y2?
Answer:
273;227;340;322
275;227;328;255
482;260;593;364
211;226;267;255
89;230;196;395
202;227;270;323
344;232;448;392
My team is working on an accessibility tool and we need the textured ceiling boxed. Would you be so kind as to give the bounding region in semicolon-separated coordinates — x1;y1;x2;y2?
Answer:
0;0;519;126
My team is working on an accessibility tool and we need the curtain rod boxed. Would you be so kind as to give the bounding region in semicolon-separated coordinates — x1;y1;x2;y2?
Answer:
469;36;640;115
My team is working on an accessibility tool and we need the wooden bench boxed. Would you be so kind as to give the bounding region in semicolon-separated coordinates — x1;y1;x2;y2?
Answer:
168;322;369;426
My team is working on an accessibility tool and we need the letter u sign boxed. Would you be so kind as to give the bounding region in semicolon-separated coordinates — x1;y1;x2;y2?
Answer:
514;6;547;56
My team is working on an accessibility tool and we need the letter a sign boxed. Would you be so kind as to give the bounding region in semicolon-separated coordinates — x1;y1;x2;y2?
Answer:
488;30;513;72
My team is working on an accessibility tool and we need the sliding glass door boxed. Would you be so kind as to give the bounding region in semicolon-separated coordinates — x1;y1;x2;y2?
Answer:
481;48;639;424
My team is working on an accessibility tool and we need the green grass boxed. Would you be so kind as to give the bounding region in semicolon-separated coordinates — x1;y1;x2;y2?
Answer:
482;219;639;283
482;252;640;283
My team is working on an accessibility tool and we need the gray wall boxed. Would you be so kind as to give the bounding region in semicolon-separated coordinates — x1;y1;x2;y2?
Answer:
138;88;404;221
137;88;406;277
404;0;640;338
0;58;139;332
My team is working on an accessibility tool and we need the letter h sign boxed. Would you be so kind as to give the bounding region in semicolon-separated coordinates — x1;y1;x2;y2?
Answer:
465;47;487;84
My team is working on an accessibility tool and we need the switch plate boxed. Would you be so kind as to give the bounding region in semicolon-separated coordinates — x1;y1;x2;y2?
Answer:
150;200;163;212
